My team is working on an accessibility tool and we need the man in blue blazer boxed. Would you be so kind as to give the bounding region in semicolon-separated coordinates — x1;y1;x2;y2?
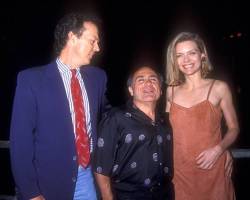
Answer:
10;12;109;200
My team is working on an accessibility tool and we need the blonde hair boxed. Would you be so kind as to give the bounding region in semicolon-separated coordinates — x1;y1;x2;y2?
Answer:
166;32;213;85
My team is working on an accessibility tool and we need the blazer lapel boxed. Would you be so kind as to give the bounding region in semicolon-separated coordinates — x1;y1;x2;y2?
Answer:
45;61;73;131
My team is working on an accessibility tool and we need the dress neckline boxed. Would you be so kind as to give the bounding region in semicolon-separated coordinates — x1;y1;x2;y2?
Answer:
171;100;221;111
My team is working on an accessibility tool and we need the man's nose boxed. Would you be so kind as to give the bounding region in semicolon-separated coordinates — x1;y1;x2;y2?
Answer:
94;43;100;52
144;79;153;85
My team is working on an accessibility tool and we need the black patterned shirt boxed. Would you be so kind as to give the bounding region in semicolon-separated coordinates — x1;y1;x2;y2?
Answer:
93;101;173;194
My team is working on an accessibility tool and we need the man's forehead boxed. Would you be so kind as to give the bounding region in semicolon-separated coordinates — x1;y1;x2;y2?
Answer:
133;67;157;78
83;21;97;28
82;21;99;34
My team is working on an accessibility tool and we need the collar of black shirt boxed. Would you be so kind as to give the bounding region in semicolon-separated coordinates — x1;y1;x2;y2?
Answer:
125;99;165;126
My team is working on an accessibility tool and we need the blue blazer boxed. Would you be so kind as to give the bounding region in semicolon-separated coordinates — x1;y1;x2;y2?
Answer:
10;61;109;200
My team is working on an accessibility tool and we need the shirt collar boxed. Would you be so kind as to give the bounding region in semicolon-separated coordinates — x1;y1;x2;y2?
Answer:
126;99;161;125
56;58;80;74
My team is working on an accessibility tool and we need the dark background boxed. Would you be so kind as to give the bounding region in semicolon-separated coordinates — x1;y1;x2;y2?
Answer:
1;0;249;199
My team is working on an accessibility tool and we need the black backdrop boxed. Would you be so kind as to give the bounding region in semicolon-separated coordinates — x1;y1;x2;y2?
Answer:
0;0;249;198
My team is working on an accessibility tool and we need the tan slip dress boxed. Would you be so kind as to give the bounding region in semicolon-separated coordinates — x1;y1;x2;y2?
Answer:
169;80;235;200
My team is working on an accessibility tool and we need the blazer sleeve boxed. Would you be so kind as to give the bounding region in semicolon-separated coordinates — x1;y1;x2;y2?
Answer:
10;71;41;199
100;70;111;115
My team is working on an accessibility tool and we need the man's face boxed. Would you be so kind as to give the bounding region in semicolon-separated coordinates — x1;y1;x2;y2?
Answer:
129;67;161;105
72;21;100;65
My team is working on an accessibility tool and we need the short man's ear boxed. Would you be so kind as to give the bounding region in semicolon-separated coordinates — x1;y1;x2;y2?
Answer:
128;86;134;96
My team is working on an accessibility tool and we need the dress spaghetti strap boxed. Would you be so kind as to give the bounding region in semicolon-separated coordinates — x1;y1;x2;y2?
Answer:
207;80;216;100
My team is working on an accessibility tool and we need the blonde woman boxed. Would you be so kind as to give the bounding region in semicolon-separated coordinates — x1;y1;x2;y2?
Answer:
165;32;239;200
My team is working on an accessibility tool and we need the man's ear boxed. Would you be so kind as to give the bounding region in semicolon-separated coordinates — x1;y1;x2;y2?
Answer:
128;86;134;96
68;31;77;45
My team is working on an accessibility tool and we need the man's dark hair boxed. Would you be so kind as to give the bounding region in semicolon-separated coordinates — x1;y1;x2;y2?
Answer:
126;63;164;88
53;12;101;56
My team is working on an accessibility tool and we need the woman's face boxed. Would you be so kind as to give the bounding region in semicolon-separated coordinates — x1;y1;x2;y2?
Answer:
175;40;204;77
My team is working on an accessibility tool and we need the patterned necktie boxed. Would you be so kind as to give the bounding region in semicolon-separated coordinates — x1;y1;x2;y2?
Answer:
71;69;90;168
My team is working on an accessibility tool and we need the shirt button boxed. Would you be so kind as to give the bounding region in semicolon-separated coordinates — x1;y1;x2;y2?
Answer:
73;156;77;161
164;167;169;174
159;163;162;166
167;134;171;140
72;177;76;182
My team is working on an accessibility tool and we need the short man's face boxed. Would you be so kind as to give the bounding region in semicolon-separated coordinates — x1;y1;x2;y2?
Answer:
128;67;161;104
72;21;100;65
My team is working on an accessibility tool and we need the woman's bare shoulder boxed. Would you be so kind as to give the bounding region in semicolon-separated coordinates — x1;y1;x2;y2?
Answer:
214;79;229;89
213;79;231;96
